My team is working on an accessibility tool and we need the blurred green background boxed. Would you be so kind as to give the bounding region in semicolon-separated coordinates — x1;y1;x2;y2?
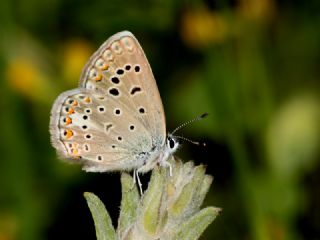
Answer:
0;0;320;239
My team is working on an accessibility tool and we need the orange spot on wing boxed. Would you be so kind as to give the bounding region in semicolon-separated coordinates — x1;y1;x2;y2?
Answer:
64;129;73;139
65;117;72;125
70;148;81;158
101;64;109;71
84;97;91;103
72;100;78;106
71;148;78;155
67;108;75;114
94;74;102;82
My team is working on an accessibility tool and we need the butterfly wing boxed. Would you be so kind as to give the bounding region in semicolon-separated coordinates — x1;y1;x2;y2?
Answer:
79;31;166;139
50;31;166;172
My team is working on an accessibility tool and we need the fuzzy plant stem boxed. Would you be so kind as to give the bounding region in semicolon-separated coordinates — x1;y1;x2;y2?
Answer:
84;157;220;240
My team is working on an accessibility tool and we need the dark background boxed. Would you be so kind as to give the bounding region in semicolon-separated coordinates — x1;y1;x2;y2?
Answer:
0;0;319;239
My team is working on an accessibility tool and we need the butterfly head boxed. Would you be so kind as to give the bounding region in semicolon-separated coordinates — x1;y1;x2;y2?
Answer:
165;134;180;154
165;113;209;155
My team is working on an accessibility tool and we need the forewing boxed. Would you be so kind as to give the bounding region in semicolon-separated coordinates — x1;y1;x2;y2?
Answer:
79;31;166;143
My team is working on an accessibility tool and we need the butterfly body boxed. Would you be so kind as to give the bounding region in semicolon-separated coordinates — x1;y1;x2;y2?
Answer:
50;31;178;175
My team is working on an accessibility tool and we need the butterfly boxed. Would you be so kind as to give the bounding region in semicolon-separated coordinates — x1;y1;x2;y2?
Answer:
50;31;182;193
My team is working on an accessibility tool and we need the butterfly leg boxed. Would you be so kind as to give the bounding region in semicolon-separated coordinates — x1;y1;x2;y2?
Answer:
133;169;143;195
132;169;137;187
161;160;173;177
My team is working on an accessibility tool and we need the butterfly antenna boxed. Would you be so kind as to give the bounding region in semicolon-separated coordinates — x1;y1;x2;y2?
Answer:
171;112;208;135
175;135;206;147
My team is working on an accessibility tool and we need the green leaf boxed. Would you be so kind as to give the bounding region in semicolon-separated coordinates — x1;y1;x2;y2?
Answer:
84;158;219;240
84;192;116;240
194;175;213;210
171;207;221;240
117;173;139;239
139;166;166;235
170;165;206;218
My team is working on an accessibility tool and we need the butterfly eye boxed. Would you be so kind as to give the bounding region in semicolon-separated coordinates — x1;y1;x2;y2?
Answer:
168;137;175;149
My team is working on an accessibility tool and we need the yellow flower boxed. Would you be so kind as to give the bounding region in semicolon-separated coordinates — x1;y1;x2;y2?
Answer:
6;57;53;101
0;213;17;240
237;0;276;21
181;8;228;49
61;39;93;86
6;58;38;94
